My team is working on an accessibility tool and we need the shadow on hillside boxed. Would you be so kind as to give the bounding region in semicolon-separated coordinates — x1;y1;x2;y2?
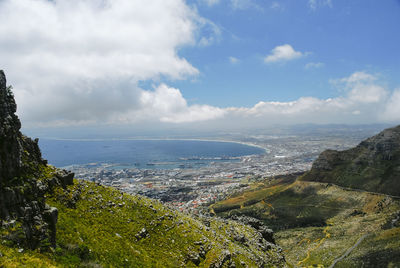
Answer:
223;184;351;230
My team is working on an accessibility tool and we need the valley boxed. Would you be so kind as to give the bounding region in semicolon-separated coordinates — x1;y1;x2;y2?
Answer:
213;176;400;267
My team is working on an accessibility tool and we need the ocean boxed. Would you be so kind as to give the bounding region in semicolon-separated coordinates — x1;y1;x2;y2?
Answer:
39;139;265;169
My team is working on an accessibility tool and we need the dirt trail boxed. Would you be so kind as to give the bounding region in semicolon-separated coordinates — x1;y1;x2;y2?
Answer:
297;221;332;266
328;234;370;268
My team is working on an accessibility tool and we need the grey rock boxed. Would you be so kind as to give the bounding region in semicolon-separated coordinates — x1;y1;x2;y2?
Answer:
0;71;58;249
258;226;275;244
55;170;74;187
187;252;201;266
233;234;247;244
135;227;149;240
230;215;276;244
43;207;58;225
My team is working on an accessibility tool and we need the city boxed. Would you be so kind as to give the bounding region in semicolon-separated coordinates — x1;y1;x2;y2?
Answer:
68;130;374;214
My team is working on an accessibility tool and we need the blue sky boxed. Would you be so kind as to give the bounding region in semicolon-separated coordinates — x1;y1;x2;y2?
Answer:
0;0;399;135
174;0;400;107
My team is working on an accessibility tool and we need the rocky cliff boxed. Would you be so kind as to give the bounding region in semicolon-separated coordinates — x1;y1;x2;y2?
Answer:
301;125;400;196
0;70;73;249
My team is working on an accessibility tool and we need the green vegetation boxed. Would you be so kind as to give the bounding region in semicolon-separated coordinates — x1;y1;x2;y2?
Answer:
1;168;285;267
212;175;400;267
334;227;400;267
300;125;400;196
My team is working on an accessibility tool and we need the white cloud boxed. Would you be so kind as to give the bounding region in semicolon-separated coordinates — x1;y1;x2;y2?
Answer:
382;89;400;121
229;56;240;64
347;84;387;104
0;1;397;130
305;62;325;69
0;0;222;126
309;0;332;10
339;71;376;84
1;0;200;82
198;20;222;46
331;71;386;103
138;84;226;123
264;44;304;63
216;71;398;128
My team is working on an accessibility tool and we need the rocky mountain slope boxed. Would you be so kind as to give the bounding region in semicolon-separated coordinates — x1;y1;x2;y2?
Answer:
0;70;285;267
212;175;400;267
0;70;72;250
300;125;400;196
211;127;400;267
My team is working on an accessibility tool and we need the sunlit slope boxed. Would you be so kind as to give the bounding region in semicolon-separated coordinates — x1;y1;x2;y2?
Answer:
212;176;400;267
1;176;285;267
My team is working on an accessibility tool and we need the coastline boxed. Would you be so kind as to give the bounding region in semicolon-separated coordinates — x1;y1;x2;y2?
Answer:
40;137;269;154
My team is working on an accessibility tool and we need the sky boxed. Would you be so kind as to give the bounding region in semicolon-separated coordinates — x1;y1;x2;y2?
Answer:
0;0;399;137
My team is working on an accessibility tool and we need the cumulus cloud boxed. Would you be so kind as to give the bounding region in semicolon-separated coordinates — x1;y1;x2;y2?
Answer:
331;71;387;103
1;0;200;81
383;90;400;121
1;1;398;131
264;44;304;63
216;71;399;128
0;0;223;126
136;84;226;123
338;71;377;84
347;84;387;104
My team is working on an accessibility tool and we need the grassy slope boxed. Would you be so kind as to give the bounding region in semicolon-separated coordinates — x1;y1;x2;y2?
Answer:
212;176;400;267
299;125;400;197
0;169;285;267
299;149;400;196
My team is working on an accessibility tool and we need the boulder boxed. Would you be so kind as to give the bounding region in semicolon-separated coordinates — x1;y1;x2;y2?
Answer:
55;170;74;187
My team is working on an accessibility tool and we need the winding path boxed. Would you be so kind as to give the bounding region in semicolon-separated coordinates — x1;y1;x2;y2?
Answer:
297;221;332;266
328;234;370;268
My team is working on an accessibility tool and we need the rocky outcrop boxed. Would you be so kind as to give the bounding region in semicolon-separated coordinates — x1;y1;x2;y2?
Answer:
301;125;400;196
231;215;276;244
0;70;73;249
0;70;22;186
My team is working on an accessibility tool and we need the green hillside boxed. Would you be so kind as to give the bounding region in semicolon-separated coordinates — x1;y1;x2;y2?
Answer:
212;175;400;267
300;125;400;196
1;169;285;267
211;126;400;266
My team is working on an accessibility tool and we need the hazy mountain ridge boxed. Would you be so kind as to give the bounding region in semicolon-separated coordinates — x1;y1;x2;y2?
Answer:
301;124;400;196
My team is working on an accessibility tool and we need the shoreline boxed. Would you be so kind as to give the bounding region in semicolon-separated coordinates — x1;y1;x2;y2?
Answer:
40;137;269;154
